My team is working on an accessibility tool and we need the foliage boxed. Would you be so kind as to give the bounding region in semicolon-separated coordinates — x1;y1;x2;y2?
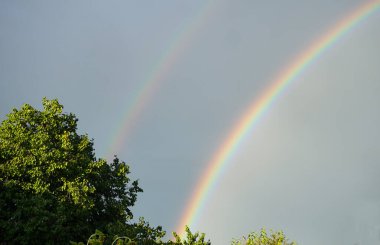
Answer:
0;98;162;244
85;230;136;245
75;227;296;245
86;230;107;245
169;226;211;245
72;226;209;245
231;228;296;245
102;217;165;244
0;98;297;244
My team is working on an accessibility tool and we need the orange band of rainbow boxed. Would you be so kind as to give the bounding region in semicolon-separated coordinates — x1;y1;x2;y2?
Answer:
176;0;380;236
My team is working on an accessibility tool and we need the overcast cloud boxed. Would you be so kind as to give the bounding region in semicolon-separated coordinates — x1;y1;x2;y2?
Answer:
1;1;380;244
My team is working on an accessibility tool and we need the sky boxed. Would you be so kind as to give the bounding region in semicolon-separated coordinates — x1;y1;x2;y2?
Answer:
1;1;380;244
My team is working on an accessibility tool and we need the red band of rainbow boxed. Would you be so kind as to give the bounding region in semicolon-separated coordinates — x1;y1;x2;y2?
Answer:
176;0;380;236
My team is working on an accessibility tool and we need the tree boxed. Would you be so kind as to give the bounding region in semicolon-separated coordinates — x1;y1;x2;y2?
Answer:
79;225;210;245
231;228;296;245
0;98;162;244
169;226;211;245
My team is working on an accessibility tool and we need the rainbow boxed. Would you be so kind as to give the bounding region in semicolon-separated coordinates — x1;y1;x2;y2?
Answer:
176;0;380;236
106;1;217;158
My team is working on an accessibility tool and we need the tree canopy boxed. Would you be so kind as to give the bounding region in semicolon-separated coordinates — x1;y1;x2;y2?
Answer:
0;98;163;244
231;229;296;245
0;98;295;244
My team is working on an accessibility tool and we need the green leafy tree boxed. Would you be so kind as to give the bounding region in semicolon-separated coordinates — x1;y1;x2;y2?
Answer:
169;226;211;245
0;98;162;244
231;228;296;245
102;217;165;244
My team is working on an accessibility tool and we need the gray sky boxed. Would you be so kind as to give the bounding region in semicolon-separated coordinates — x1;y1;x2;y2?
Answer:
1;1;380;244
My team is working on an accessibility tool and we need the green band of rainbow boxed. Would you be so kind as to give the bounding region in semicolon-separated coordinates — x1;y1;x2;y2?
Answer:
176;0;380;236
106;1;216;158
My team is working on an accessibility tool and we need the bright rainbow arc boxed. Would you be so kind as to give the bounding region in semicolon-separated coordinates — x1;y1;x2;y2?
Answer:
176;0;380;236
106;1;217;158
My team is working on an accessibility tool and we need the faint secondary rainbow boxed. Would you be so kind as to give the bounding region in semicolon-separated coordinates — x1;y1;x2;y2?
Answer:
106;0;218;158
176;0;380;236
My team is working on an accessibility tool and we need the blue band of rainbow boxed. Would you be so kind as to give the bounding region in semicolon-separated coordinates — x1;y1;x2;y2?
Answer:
176;0;380;236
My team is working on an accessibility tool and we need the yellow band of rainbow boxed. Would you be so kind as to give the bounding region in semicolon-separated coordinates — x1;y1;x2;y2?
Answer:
176;0;380;236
